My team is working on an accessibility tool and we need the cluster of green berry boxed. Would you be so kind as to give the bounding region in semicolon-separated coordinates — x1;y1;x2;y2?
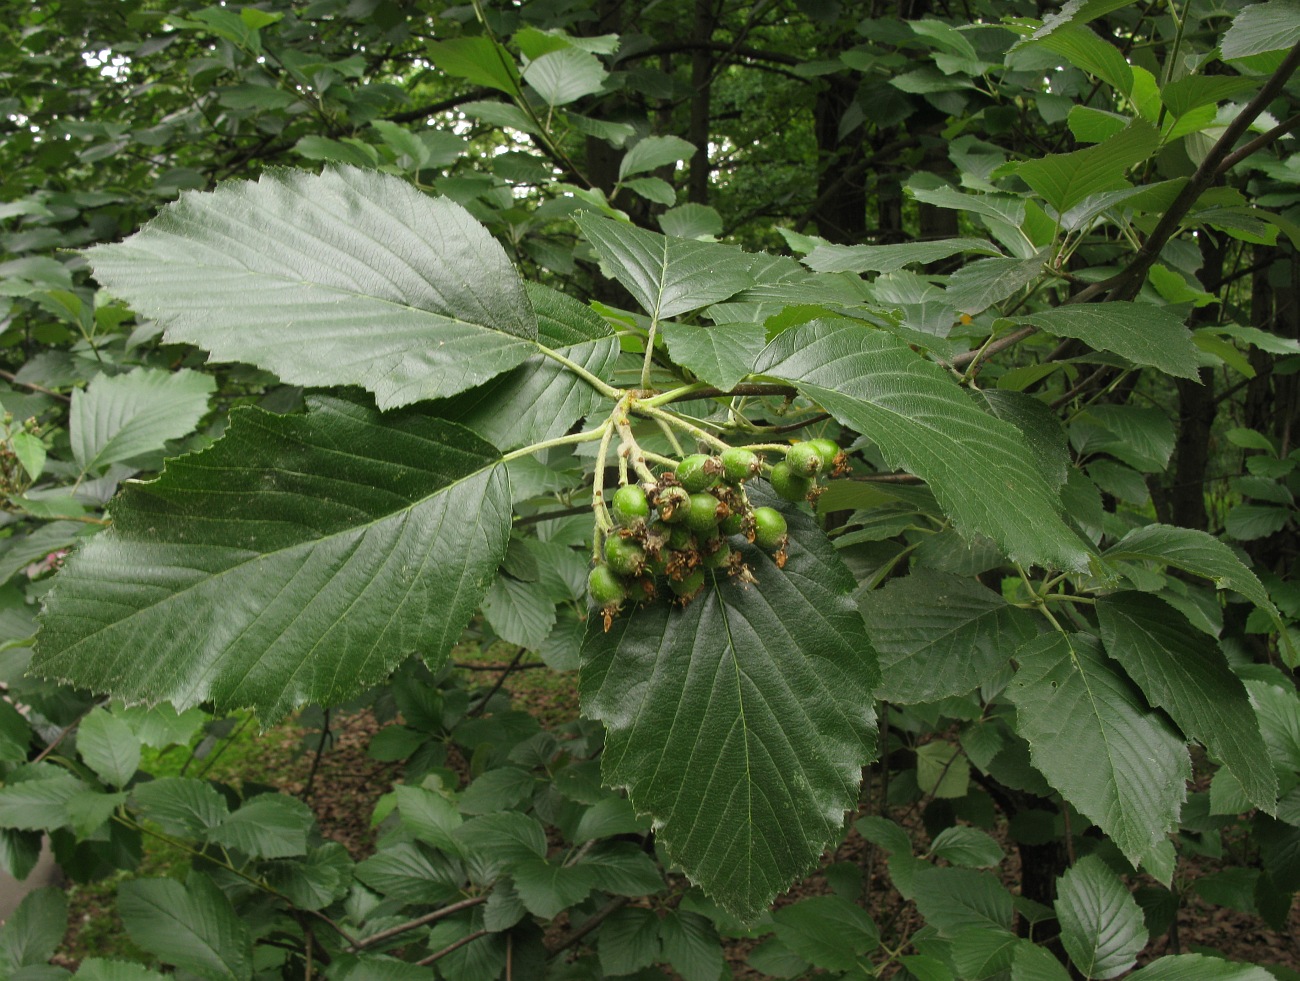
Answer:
587;439;844;627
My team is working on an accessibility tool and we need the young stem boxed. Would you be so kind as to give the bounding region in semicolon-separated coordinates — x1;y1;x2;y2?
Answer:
640;317;661;390
500;424;611;464
535;342;622;400
633;402;732;453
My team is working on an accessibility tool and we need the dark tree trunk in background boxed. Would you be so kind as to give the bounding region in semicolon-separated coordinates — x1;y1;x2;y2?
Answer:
687;0;716;205
1166;233;1227;531
1244;245;1300;576
813;73;868;244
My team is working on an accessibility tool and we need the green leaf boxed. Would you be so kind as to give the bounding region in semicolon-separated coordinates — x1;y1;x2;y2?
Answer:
1102;524;1282;628
659;204;724;240
945;254;1046;315
802;237;1002;274
76;709;141;789
511;857;595;917
575;214;755;321
950;926;1019;978
0;769;86;830
660;321;766;391
0;888;66;970
917;741;970;798
1128;954;1275;980
598;907;661;976
1013;303;1199;380
481;575;556;649
207;793;314;858
131;778;229;838
861;569;1037;703
1160;76;1260;119
74;958;168;981
1097;592;1277;812
622;176;677;206
523;47;607;105
70;368;214;475
430;283;617;452
754;319;1091;571
573;795;650;843
1008;633;1189;866
84;168;538;410
262;842;352;910
659;910;724;981
928;826;1004;868
426;37;520;95
971;390;1070;491
772;895;879;971
620;135;696;180
576;841;664;896
118;877;253;981
1226;504;1291;541
354;842;462;904
34;396;511;723
9;432;45;482
910;865;1014;935
453;811;547;862
1055;856;1147;979
1221;0;1300;59
1011;941;1073;981
1016;122;1159;213
1026;24;1133;94
581;506;879;919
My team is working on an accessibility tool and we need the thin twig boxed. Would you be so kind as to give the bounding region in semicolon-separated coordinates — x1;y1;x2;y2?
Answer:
349;895;488;951
298;708;331;802
547;895;632;952
416;929;491;966
468;646;528;718
0;369;71;404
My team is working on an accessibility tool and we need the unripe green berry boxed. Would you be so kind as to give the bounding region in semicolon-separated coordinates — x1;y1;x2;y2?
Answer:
668;524;694;550
603;535;646;576
676;454;722;492
611;484;650;526
752;507;787;551
588;565;627;606
786;442;824;477
685;492;723;534
806;438;841;472
719;447;762;483
670;567;706;597
769;461;812;502
656;485;692;524
720;509;746;536
703;538;732;569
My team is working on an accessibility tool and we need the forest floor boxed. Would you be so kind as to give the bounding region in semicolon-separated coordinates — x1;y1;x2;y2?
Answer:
58;642;1300;977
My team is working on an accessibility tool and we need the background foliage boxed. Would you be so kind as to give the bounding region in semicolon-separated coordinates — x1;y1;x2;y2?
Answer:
0;0;1298;977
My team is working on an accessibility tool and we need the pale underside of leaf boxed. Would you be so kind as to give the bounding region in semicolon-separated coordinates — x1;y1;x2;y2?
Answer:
580;509;879;919
34;396;511;723
85;167;538;410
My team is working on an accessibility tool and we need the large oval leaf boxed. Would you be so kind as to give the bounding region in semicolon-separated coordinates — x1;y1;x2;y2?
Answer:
84;167;538;409
34;395;511;722
754;319;1091;571
580;506;879;919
